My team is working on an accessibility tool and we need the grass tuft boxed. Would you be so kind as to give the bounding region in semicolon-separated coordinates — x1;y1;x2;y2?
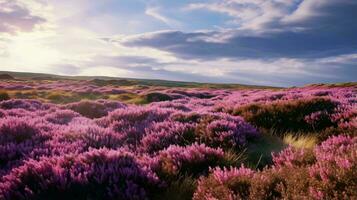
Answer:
283;134;318;149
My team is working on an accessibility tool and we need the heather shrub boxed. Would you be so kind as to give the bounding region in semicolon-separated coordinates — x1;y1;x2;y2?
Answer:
0;149;161;200
105;107;172;146
272;146;316;168
140;121;196;153
154;144;242;178
194;165;311;200
194;113;259;149
65;100;125;119
0;117;48;174
233;98;338;135
58;124;124;150
45;110;80;125
193;166;255;200
248;169;285;200
308;135;357;199
0;99;48;111
0;117;40;144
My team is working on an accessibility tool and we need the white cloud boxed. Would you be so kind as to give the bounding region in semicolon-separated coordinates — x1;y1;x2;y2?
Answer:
317;54;357;64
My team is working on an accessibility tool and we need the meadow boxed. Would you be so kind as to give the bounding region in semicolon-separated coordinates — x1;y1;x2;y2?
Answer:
0;75;356;200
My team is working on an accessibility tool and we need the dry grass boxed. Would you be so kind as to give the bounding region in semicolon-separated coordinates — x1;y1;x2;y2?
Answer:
283;134;318;149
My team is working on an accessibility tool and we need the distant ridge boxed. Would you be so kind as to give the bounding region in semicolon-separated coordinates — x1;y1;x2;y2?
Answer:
0;74;15;80
0;71;280;89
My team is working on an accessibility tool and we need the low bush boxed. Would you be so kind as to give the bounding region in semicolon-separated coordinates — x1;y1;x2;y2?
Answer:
232;98;338;135
65;100;125;119
153;144;244;179
0;149;161;200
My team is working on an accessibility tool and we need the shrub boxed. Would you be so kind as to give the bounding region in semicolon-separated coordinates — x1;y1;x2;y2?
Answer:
232;98;338;135
140;121;196;153
0;117;40;144
195;114;259;149
0;149;161;200
104;107;172;146
154;143;241;178
45;110;80;125
308;135;357;199
0;117;48;174
65;100;126;119
58;124;124;150
193;166;255;200
0;99;47;111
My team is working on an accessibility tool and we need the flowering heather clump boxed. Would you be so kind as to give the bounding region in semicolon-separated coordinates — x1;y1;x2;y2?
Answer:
56;124;124;150
0;148;161;200
0;117;50;176
103;107;172;146
45;110;80;125
0;79;356;199
140;121;196;153
154;143;232;177
0;117;40;144
272;146;315;168
308;135;357;199
195;113;259;149
0;99;49;111
194;166;255;200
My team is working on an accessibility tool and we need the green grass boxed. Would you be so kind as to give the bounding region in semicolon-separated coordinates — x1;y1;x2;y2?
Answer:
245;133;287;169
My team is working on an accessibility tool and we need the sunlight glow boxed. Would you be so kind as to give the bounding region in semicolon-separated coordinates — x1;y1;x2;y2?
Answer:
7;34;61;68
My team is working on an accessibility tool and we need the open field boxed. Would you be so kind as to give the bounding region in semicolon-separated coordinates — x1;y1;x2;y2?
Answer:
0;73;356;200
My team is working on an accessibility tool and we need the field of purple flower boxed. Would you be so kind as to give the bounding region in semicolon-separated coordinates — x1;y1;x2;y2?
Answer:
0;78;356;200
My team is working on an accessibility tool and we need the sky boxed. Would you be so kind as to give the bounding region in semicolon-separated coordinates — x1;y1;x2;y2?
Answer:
0;0;356;87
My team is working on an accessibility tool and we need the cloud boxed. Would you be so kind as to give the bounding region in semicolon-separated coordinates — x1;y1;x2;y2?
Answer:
0;0;47;34
118;0;357;61
185;0;298;31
